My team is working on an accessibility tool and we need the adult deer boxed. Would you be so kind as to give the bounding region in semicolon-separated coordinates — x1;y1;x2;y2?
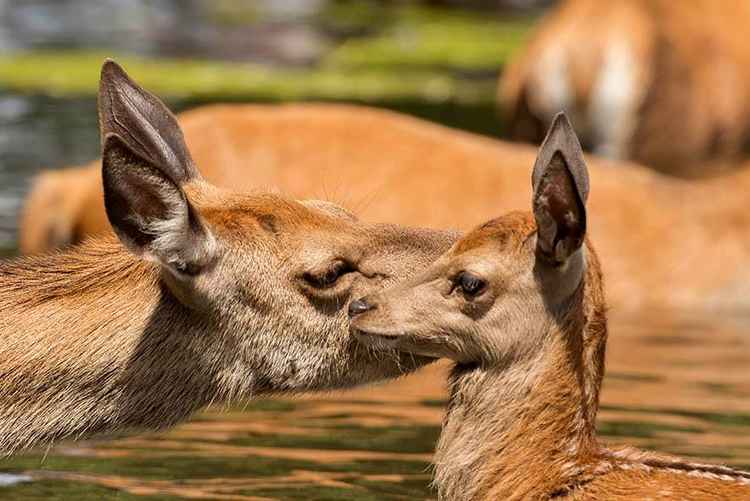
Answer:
500;0;750;176
20;101;750;313
350;114;750;500
0;60;459;454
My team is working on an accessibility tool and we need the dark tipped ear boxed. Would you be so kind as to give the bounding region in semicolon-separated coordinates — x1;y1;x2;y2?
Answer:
98;59;200;183
99;61;214;275
531;113;589;265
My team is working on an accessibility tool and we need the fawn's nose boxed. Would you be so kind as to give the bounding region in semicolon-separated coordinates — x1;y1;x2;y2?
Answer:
348;298;376;318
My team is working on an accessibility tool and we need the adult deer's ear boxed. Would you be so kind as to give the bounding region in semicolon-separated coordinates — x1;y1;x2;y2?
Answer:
98;60;214;275
531;112;589;266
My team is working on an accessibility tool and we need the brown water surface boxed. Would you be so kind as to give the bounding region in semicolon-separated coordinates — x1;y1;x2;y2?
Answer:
1;311;748;499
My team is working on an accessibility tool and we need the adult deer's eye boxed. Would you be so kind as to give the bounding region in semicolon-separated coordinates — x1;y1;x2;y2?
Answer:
303;260;355;289
457;272;487;297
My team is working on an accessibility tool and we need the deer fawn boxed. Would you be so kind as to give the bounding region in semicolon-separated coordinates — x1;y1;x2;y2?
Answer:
0;60;461;454
501;0;750;177
350;114;750;500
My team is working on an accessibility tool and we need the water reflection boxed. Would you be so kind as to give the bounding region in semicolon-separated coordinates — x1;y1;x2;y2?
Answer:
0;312;747;499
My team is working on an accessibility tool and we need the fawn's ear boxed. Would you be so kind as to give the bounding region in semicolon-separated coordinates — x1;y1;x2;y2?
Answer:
531;113;589;265
99;60;214;275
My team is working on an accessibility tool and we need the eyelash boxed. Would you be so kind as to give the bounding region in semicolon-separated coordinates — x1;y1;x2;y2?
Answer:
303;261;355;289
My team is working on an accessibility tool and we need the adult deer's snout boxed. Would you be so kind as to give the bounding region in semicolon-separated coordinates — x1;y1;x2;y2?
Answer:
348;298;376;318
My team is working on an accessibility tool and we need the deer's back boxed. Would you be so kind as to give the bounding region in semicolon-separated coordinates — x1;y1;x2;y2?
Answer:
19;103;750;311
562;466;750;500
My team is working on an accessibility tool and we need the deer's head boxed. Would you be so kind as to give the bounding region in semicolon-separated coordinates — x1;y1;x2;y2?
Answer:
97;61;457;394
350;114;602;366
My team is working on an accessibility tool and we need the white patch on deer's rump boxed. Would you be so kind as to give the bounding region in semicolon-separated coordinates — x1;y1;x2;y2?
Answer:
589;40;641;160
531;46;573;121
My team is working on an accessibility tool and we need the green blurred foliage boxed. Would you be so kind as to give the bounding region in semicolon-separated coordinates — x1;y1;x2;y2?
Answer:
0;4;533;104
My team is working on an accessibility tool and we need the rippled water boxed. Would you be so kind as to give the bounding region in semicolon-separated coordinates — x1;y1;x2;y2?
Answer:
0;311;747;499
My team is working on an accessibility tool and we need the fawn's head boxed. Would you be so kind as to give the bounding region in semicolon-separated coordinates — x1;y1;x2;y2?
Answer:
350;114;605;365
97;61;456;393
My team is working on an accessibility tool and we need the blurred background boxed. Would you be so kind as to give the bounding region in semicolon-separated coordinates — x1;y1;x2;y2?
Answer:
1;1;750;500
0;0;543;252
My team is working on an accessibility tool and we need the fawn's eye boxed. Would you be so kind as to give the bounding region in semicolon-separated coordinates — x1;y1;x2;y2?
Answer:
457;272;487;297
173;260;202;277
303;260;355;289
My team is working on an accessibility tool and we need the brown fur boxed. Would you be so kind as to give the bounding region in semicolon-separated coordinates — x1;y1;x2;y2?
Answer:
20;102;750;313
19;164;102;253
501;0;750;176
350;125;750;499
0;196;456;454
0;65;461;455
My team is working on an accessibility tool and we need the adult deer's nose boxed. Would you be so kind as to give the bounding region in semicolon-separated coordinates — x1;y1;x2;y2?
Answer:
348;298;376;318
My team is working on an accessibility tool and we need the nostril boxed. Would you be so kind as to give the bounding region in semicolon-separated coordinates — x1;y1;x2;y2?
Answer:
348;298;375;318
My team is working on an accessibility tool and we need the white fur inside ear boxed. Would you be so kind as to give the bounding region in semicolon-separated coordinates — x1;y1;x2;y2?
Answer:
590;40;639;159
131;190;216;276
532;46;572;121
145;206;189;259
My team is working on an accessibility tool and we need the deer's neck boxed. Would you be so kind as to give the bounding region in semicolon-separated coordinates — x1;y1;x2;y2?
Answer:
0;239;222;453
434;305;607;500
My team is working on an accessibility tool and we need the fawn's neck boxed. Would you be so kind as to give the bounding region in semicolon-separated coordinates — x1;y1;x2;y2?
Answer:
0;239;225;453
434;293;607;500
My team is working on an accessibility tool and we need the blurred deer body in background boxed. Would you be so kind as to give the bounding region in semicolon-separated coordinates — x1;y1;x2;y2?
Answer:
20;102;750;313
350;115;750;500
0;61;458;454
501;0;750;176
